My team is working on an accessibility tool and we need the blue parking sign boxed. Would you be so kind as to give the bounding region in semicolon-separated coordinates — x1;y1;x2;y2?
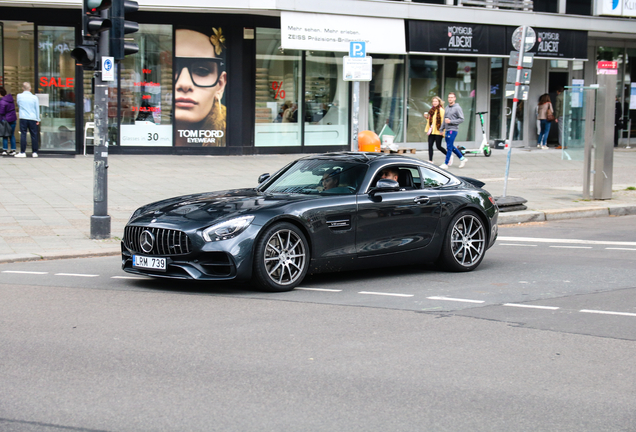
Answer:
350;41;366;58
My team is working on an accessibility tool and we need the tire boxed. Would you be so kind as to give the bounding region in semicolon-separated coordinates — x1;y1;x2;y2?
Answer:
483;147;492;157
252;222;310;292
438;210;487;272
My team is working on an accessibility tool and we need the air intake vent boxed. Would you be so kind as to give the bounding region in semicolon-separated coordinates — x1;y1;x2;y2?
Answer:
124;226;191;256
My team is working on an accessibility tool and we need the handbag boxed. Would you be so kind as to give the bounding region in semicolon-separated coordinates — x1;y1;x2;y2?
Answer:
546;106;555;122
0;120;11;138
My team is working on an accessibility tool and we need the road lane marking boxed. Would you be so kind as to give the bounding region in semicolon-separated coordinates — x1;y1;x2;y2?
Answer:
580;309;636;317
297;287;342;292
499;243;537;247
54;273;99;278
2;271;48;275
606;247;636;251
498;236;636;246
549;246;593;249
359;291;414;297
427;296;484;303
111;276;148;280
504;303;560;310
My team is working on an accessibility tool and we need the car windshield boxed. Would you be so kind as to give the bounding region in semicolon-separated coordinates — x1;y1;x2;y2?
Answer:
262;159;367;195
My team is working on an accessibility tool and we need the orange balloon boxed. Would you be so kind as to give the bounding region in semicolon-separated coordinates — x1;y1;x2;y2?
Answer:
358;130;381;152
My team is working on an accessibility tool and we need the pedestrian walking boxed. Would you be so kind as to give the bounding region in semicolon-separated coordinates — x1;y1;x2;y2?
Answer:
423;96;446;163
555;87;564;149
15;82;40;158
440;92;467;169
0;86;17;156
615;97;623;147
536;93;553;149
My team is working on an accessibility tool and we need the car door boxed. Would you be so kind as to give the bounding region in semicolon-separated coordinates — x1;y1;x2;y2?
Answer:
356;165;441;257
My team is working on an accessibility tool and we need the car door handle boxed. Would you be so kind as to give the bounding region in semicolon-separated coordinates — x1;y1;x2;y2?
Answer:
414;196;430;204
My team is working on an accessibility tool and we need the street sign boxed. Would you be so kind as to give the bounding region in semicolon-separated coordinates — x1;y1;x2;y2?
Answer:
512;26;536;52
509;51;534;68
505;84;529;100
597;60;618;75
343;56;372;81
349;41;366;58
507;68;531;84
102;56;115;81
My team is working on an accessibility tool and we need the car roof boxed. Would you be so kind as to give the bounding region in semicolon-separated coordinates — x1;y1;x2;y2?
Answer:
300;151;425;166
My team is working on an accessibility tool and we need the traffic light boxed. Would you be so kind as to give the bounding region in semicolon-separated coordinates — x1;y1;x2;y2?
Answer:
110;0;139;60
72;0;111;70
83;0;112;38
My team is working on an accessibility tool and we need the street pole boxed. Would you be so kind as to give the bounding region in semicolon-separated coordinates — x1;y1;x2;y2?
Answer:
351;81;360;151
90;9;111;239
502;26;527;198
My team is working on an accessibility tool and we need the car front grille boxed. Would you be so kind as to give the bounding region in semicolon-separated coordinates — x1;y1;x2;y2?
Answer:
124;226;191;256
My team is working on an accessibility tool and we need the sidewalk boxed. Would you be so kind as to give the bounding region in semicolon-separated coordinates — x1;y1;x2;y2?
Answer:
0;147;635;263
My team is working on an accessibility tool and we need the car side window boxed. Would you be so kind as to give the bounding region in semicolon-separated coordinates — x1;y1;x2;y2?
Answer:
372;165;421;190
419;167;450;188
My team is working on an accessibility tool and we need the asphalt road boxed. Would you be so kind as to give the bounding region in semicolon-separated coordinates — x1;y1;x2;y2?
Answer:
1;216;635;431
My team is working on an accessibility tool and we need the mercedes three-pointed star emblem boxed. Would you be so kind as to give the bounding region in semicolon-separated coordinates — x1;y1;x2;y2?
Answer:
140;230;155;253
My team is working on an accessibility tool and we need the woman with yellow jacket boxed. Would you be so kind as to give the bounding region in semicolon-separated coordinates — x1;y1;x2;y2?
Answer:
424;96;447;163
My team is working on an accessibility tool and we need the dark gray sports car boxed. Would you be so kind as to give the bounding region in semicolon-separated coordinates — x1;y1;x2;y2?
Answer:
121;152;498;291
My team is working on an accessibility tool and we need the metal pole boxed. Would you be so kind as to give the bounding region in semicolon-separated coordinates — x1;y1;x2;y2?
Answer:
502;26;527;198
90;10;111;239
627;119;632;149
351;80;360;151
582;89;596;200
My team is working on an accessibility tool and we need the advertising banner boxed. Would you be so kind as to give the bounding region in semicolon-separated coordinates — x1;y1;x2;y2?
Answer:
174;26;227;147
281;12;406;54
506;27;588;59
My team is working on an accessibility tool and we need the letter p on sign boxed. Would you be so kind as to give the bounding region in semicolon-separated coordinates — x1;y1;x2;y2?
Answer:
350;41;366;58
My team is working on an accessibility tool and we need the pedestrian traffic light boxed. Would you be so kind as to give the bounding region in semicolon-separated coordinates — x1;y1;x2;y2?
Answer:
110;0;139;61
83;0;112;38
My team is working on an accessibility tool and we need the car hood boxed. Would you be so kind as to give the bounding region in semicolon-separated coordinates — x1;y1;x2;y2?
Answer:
128;188;317;228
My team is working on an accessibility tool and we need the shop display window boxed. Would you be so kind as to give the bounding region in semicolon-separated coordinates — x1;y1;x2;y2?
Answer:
118;24;172;146
304;51;349;146
37;25;76;151
369;55;405;143
407;56;441;143
254;28;302;147
443;57;476;142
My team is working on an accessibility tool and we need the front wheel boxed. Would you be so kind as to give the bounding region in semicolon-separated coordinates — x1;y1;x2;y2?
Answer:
483;146;492;157
253;222;310;292
438;210;487;272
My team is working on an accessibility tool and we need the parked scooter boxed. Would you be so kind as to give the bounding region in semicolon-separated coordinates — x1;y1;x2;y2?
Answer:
458;111;492;157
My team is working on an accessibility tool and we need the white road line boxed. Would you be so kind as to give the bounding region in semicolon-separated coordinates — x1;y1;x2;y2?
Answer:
111;276;148;280
498;243;537;247
297;287;342;292
359;291;414;297
2;271;48;275
580;309;636;317
504;303;560;310
498;236;636;246
427;296;485;304
549;245;593;249
54;273;100;278
606;247;636;251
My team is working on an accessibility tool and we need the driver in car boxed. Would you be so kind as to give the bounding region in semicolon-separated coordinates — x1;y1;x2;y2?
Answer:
321;168;341;190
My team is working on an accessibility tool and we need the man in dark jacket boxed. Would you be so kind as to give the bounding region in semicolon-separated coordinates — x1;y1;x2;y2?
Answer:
0;86;18;156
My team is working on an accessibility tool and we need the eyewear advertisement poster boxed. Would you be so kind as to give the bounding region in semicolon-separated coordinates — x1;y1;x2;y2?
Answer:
174;26;227;147
281;12;405;54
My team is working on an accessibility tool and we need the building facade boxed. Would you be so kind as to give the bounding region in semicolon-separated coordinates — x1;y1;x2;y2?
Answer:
0;0;634;156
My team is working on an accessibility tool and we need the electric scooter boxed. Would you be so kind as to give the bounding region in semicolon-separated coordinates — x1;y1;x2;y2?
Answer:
458;111;492;157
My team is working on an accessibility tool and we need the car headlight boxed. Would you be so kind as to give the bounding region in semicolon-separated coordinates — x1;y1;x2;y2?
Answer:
202;215;255;242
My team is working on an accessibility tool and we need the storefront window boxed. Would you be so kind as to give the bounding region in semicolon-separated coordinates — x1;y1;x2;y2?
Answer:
624;49;636;144
407;56;441;143
369;55;405;142
118;24;172;146
597;46;625;99
304;51;349;146
37;26;75;151
254;28;302;147
443;57;476;142
489;58;504;140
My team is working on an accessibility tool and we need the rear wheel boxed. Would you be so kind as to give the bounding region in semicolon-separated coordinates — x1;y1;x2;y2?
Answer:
438;210;486;272
253;222;309;292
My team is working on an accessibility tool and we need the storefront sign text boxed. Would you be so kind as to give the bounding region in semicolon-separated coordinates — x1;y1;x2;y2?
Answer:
40;77;74;88
177;129;224;145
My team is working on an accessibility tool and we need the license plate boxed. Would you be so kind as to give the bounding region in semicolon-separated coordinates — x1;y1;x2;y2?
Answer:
133;255;166;271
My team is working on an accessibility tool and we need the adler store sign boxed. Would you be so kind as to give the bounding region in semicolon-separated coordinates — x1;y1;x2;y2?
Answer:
595;0;636;17
281;12;406;54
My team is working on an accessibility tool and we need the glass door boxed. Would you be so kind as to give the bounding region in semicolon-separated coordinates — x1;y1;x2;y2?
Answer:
37;25;76;152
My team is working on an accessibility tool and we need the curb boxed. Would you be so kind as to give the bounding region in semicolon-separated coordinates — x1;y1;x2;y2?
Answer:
0;249;120;265
498;204;636;225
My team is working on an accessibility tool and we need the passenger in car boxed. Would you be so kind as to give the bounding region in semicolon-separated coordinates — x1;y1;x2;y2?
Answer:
379;167;399;182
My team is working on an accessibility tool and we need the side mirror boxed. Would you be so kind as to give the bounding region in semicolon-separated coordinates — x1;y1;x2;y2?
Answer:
370;179;400;196
258;173;270;184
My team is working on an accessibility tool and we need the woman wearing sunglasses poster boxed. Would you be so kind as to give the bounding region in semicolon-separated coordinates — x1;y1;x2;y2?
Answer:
174;27;227;147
